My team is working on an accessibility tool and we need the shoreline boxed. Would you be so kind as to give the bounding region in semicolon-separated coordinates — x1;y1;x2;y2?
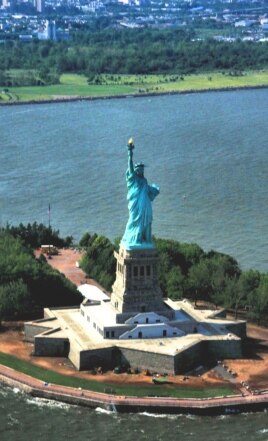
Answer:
1;84;268;106
1;363;268;415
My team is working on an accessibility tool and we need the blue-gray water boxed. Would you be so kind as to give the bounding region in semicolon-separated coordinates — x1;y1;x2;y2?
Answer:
1;90;268;272
1;385;268;441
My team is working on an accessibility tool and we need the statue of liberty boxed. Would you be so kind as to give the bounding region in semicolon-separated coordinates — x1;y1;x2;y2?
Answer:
121;138;160;250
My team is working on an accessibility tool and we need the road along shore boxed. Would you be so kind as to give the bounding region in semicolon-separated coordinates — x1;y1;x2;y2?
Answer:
1;363;268;415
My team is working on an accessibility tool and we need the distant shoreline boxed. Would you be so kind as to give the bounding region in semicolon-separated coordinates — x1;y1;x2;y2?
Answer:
1;84;268;106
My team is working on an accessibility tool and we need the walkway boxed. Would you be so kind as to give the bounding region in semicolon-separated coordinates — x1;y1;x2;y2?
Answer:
1;363;268;415
36;248;105;289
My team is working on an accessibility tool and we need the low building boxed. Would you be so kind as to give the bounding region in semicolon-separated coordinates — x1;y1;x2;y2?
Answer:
25;293;245;374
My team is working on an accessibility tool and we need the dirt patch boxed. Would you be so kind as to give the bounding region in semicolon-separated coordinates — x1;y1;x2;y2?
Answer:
224;323;268;390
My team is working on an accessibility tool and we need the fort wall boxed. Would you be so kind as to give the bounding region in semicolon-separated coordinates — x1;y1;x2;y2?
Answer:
24;323;54;343
34;335;69;357
206;338;242;360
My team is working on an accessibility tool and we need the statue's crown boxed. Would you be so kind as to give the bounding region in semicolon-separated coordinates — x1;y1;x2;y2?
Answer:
134;162;145;169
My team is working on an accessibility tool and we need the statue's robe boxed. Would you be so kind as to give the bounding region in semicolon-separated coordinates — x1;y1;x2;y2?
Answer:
121;169;159;249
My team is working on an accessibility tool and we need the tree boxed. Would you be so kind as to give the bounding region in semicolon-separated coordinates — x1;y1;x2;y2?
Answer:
247;274;268;325
0;69;7;87
79;232;97;248
0;232;79;319
187;259;211;305
0;279;31;319
186;252;241;307
221;276;240;316
2;222;73;249
178;243;204;269
80;234;116;291
166;267;184;300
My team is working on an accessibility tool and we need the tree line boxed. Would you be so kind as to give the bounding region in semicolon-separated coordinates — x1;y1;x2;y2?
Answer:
3;222;73;249
0;224;267;326
0;29;268;86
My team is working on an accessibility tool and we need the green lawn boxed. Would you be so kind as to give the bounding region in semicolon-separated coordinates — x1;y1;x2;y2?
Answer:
0;352;237;399
1;70;268;103
7;73;137;101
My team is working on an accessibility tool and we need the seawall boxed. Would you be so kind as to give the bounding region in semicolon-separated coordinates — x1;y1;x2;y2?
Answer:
1;364;268;415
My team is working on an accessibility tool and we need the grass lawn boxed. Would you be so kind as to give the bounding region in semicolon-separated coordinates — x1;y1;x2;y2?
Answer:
0;352;237;399
2;70;268;103
7;73;137;101
0;94;9;102
0;90;15;102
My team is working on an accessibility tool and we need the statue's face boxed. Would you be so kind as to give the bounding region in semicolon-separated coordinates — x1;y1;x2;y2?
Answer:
135;167;144;177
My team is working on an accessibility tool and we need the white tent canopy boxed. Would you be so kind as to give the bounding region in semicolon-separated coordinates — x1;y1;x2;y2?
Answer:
78;284;109;302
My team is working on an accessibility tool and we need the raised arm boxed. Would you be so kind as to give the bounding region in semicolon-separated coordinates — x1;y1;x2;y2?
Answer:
127;138;135;175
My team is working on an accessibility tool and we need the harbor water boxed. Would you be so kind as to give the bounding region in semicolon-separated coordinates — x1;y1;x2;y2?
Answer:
0;385;268;441
1;90;268;269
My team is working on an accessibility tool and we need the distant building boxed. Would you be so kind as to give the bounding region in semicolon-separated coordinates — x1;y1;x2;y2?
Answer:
260;19;268;30
260;18;268;25
34;0;45;13
1;0;15;11
19;34;33;41
38;19;57;40
37;19;70;41
235;19;255;28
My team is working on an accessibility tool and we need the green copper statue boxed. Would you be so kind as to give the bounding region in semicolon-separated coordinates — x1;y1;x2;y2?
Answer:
121;138;160;250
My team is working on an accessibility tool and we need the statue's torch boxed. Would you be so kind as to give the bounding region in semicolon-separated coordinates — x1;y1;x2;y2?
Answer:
128;138;135;150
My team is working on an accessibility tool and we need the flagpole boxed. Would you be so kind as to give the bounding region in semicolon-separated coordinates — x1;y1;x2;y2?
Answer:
48;203;51;257
48;203;51;229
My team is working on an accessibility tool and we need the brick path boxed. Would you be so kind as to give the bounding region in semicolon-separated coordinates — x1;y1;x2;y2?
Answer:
36;248;105;289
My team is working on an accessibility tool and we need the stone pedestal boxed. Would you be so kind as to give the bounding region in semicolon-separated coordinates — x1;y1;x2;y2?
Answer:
111;246;171;322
